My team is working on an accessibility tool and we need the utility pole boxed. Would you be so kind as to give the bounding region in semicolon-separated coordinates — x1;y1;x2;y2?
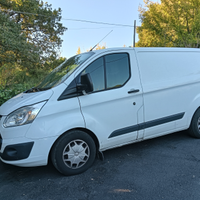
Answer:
133;20;136;47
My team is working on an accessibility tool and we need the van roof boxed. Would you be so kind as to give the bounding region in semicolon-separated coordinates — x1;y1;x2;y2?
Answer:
91;47;200;55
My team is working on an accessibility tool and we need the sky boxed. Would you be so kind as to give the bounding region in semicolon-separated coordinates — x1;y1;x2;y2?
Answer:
46;0;159;58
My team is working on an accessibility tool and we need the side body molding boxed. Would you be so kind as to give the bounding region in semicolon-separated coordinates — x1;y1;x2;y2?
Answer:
109;112;185;138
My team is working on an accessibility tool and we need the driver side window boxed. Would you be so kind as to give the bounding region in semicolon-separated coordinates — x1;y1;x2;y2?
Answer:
78;53;130;93
81;57;105;92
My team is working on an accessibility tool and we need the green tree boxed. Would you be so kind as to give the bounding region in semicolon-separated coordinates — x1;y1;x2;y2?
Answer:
43;56;66;71
0;0;67;71
0;11;39;66
0;1;67;105
136;0;200;48
0;10;40;91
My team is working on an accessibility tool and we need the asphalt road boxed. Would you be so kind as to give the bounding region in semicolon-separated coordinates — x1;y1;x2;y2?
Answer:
1;131;200;200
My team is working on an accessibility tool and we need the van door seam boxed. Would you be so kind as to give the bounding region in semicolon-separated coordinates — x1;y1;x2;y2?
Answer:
77;97;86;128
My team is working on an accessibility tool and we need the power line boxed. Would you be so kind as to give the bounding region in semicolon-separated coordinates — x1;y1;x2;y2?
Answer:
0;9;136;28
68;26;135;30
62;18;134;28
0;8;51;17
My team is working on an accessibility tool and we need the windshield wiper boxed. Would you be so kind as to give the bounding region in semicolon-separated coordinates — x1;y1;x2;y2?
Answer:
24;87;46;93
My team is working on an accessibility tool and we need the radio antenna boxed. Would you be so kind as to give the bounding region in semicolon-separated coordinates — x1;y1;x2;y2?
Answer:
90;30;113;51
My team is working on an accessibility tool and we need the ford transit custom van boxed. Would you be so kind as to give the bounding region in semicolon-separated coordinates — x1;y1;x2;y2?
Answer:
1;47;200;175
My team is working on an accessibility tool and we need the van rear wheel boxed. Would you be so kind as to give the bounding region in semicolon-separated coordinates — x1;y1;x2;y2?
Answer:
189;109;200;138
51;130;96;176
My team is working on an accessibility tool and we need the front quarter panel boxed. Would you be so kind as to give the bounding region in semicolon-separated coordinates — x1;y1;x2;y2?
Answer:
26;96;85;140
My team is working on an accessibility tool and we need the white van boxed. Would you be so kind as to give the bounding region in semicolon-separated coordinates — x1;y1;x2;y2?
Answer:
1;47;200;175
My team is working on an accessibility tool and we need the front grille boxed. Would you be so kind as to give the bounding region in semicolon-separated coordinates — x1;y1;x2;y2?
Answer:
0;135;2;151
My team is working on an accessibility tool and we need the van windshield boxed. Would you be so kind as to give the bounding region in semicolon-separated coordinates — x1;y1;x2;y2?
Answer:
36;52;94;90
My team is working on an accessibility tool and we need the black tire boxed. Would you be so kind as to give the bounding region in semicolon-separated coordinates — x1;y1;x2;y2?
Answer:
189;109;200;138
51;130;96;176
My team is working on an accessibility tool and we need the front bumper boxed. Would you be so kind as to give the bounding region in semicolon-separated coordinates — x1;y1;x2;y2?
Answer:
0;115;57;167
0;135;57;167
0;141;34;161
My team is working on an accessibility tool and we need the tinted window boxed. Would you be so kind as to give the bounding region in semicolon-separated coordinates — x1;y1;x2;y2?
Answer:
105;53;130;89
78;53;130;93
81;57;105;91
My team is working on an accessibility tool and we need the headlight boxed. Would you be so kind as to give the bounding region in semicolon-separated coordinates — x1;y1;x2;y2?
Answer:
3;101;46;128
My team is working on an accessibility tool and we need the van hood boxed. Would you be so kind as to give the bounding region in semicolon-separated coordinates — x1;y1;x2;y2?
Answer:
0;90;53;115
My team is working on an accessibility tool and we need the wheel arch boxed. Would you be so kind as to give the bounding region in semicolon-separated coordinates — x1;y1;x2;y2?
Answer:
185;93;200;129
188;106;200;127
48;127;100;163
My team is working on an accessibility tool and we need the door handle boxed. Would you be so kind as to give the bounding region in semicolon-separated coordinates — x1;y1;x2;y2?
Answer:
128;89;140;94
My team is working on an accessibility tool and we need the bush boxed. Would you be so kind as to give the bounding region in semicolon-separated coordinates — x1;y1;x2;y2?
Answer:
0;64;48;106
0;84;29;106
0;57;65;107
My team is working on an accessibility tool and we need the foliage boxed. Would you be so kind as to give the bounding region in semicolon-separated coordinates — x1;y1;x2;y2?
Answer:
0;83;28;106
76;47;81;54
0;0;67;71
43;56;66;72
77;44;106;54
0;56;66;106
136;0;200;47
0;12;39;67
0;64;35;106
94;44;106;50
0;1;67;106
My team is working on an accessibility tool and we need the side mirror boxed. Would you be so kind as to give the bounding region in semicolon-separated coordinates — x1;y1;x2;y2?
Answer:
77;73;93;93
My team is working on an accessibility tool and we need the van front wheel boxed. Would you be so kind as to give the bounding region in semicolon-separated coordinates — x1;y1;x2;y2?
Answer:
189;109;200;138
51;130;96;176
